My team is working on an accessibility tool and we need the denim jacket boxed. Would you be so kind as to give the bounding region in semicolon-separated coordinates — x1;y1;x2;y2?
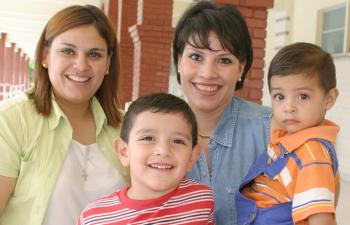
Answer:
187;96;272;225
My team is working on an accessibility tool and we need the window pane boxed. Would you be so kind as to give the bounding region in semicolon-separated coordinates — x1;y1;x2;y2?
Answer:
323;6;346;30
322;30;344;54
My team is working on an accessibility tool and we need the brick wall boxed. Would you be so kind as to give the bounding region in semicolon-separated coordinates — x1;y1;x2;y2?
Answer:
215;0;273;104
119;0;137;106
0;33;5;100
129;0;174;101
108;0;273;105
4;43;15;95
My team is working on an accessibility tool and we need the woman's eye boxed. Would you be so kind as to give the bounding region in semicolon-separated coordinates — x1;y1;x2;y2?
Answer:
61;48;75;55
189;53;201;61
299;94;309;100
219;58;232;64
88;51;102;58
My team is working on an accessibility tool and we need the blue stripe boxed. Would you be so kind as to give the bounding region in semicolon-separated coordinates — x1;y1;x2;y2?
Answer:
292;198;332;210
311;138;339;176
303;161;332;167
290;151;302;169
251;184;281;204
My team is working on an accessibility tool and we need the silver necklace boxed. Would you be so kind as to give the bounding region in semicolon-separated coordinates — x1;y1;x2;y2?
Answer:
198;133;210;139
81;148;91;181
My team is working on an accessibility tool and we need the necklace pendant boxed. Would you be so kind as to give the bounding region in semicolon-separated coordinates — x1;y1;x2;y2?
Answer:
81;169;88;181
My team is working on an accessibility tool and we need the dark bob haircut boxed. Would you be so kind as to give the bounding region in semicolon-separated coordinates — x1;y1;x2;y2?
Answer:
173;1;253;90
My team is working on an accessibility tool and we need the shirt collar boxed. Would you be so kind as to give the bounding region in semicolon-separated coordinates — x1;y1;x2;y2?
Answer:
48;96;107;135
48;99;66;131
271;119;339;153
90;97;108;135
211;97;238;147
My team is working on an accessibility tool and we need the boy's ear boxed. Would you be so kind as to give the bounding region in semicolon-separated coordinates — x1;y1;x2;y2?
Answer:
114;138;130;167
186;144;201;172
325;88;339;111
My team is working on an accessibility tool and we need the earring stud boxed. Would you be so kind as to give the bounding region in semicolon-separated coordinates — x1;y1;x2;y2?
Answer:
42;63;47;68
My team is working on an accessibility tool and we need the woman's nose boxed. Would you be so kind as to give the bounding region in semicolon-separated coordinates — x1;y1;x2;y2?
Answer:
199;61;218;79
73;54;89;71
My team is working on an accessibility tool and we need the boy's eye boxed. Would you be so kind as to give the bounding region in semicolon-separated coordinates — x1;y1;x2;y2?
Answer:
189;53;201;61
140;136;154;142
219;58;232;64
273;94;284;101
172;139;186;145
298;94;309;100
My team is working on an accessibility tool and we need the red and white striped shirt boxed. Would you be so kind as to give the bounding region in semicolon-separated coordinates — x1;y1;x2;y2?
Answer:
77;178;215;225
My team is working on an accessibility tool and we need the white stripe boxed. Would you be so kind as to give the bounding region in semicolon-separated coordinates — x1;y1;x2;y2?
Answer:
267;146;276;159
132;208;212;224
293;187;334;209
280;167;292;186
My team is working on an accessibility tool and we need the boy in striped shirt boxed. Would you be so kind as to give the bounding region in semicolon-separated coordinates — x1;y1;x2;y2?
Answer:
77;93;215;225
235;42;339;225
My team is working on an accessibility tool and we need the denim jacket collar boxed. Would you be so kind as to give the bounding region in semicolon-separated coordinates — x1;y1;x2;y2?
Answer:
210;97;239;147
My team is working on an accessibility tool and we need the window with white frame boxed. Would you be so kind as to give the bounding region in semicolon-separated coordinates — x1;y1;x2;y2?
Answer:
320;3;348;54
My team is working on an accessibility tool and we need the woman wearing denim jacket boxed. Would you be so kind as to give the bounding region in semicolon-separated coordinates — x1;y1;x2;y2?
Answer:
173;2;272;225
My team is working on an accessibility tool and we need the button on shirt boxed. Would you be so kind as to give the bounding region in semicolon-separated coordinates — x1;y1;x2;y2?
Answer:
187;97;271;225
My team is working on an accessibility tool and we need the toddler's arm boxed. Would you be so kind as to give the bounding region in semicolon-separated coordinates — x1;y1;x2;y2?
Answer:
308;213;336;225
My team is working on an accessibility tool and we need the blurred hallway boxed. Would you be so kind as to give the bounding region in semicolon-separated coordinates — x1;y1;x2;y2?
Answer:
337;179;350;225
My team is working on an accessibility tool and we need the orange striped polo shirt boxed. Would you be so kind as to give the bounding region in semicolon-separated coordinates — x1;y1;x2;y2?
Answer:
243;120;340;224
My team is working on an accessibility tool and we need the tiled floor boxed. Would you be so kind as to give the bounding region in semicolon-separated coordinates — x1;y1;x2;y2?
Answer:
337;179;350;225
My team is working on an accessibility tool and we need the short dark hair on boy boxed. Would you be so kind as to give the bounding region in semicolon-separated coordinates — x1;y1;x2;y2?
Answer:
120;93;198;147
267;42;336;93
173;1;253;90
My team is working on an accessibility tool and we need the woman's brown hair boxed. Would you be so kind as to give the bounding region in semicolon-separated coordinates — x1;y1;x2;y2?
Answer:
29;5;122;128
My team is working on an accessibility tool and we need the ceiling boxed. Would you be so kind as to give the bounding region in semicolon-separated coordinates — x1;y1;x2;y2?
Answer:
0;0;192;60
0;0;107;59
